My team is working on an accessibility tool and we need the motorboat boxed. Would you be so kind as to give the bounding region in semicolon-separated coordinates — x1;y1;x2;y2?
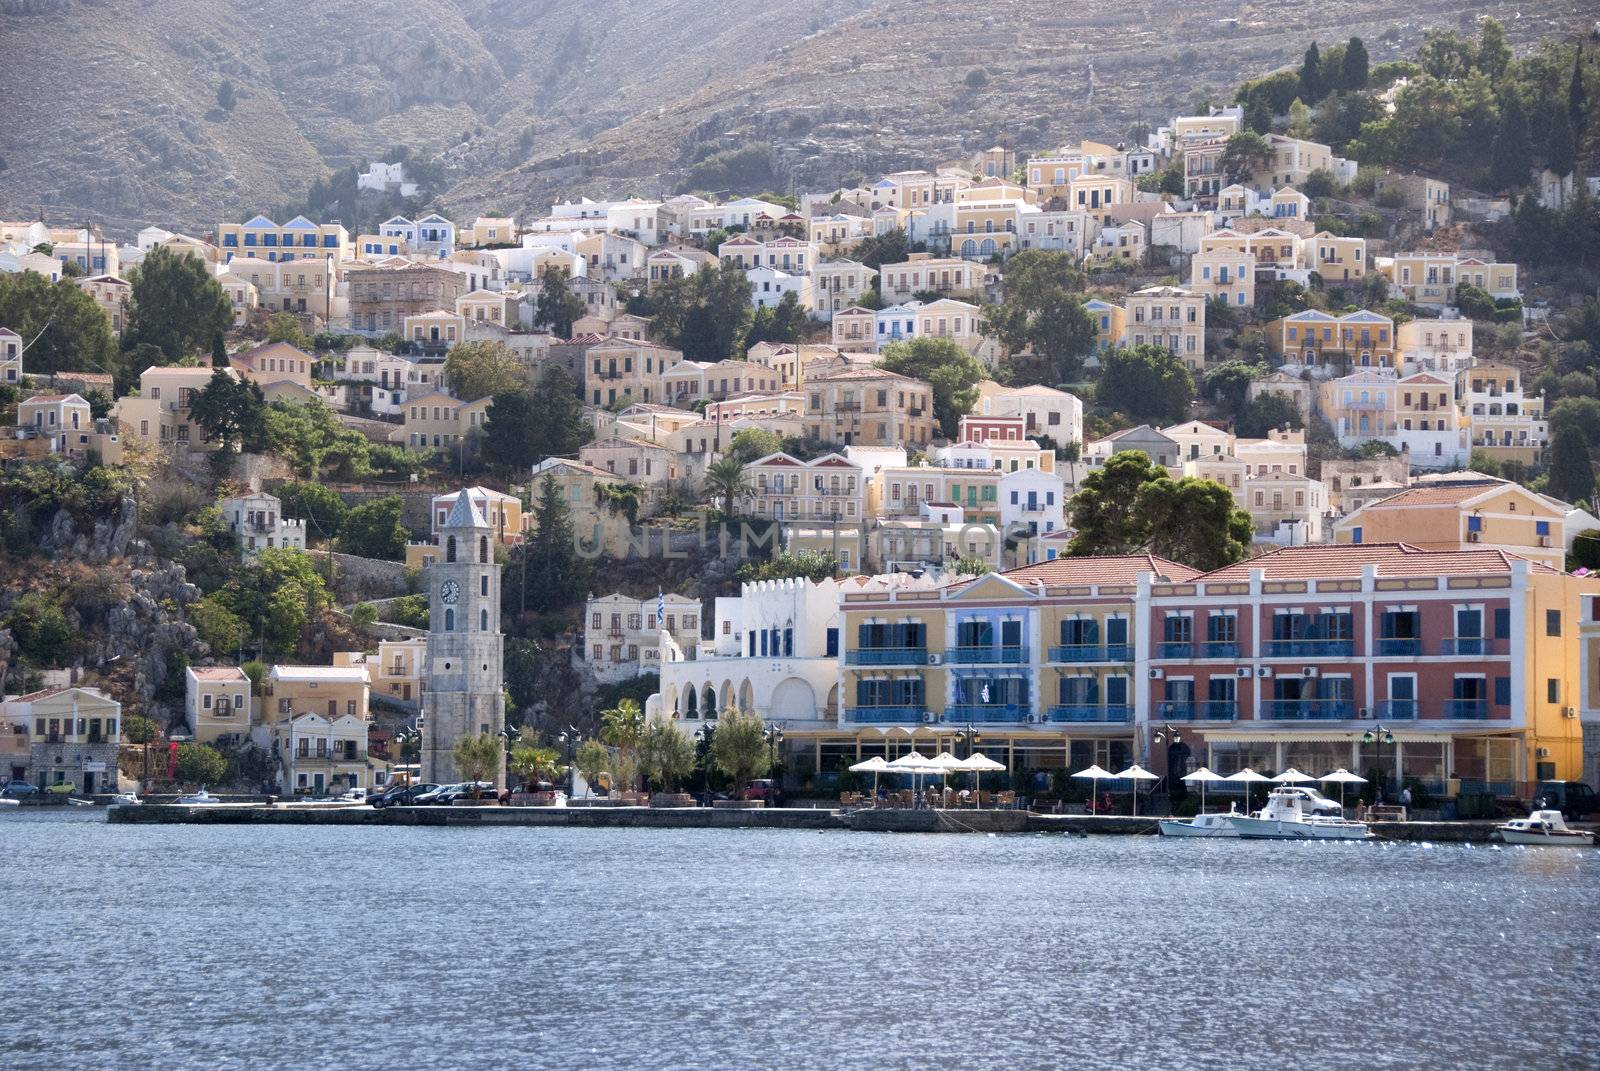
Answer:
65;797;95;807
1229;787;1373;841
1497;810;1595;847
110;792;141;806
0;798;18;807
1158;810;1240;838
173;787;226;806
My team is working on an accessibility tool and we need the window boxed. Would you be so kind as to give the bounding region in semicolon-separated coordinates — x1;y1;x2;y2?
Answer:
1547;678;1560;703
1547;610;1561;637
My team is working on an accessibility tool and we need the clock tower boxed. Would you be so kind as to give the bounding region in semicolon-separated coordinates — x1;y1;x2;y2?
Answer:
422;489;506;788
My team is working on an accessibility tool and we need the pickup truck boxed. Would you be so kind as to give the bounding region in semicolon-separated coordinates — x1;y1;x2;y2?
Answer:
1527;781;1599;820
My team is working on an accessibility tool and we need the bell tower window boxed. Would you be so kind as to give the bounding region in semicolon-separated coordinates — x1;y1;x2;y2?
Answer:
479;535;489;563
444;608;455;632
446;536;457;563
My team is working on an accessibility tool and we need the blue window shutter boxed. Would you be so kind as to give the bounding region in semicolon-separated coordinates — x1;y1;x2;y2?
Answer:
1493;676;1510;706
1352;526;1362;544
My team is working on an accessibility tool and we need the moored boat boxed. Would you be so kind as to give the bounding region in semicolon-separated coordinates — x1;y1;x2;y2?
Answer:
1229;787;1373;841
111;792;141;806
1497;810;1595;847
173;787;225;806
1158;812;1240;838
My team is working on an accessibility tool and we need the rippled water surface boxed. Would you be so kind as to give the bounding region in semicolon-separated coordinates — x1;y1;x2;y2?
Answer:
2;810;1594;1070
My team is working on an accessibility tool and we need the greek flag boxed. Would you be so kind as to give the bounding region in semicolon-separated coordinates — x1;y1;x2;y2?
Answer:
657;590;665;629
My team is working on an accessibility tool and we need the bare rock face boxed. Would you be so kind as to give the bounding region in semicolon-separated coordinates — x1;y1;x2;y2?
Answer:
39;497;140;563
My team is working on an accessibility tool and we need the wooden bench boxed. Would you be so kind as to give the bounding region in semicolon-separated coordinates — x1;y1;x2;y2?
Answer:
1369;805;1407;822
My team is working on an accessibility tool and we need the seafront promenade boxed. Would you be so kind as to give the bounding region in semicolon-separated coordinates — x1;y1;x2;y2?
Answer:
101;802;1576;841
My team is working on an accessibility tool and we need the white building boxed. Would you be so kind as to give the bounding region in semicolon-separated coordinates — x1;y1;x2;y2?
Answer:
973;382;1083;446
747;266;815;310
221;491;307;557
584;593;703;683
999;468;1067;536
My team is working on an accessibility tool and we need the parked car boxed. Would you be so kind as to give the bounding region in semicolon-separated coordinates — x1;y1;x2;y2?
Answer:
437;781;497;804
411;783;459;806
372;782;438;809
2;780;40;798
1530;781;1600;820
741;779;776;802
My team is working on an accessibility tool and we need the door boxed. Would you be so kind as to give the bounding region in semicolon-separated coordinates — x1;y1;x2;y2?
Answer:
83;772;96;794
1000;619;1022;652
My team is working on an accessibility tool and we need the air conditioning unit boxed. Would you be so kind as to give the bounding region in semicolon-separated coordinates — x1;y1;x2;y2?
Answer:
1027;713;1041;724
1358;707;1371;720
1539;536;1551;548
1563;706;1577;720
1467;531;1481;542
1149;667;1165;680
1257;666;1273;678
927;653;942;666
1235;666;1251;678
1536;747;1551;759
1302;666;1319;678
922;711;937;724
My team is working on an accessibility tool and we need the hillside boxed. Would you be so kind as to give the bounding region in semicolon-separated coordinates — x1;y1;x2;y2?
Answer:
0;0;1583;231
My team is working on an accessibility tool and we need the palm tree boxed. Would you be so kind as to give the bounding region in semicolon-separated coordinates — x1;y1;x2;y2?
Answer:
600;698;646;749
703;454;752;519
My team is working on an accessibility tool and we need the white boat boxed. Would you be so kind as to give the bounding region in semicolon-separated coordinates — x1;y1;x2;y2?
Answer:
1229;787;1373;841
0;798;18;808
111;792;141;806
1497;810;1595;847
66;797;95;807
173;787;225;806
1158;811;1240;838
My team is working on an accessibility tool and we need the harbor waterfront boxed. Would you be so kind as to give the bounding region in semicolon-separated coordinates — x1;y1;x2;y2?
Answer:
3;809;1595;1071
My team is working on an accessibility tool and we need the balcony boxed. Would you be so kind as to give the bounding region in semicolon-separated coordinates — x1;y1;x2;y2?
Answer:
1157;641;1193;659
1440;638;1503;656
1196;641;1239;659
1375;638;1421;657
946;646;1027;665
1375;699;1418;720
845;648;928;666
847;706;924;724
1048;644;1132;663
1262;700;1354;721
1047;704;1133;724
1442;699;1491;720
1263;639;1354;658
1158;701;1237;722
945;704;1030;723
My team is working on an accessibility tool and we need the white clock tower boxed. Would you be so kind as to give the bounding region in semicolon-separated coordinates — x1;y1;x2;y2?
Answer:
422;489;506;788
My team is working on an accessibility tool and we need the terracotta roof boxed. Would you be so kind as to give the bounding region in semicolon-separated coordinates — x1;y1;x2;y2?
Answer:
811;366;919;383
1358;480;1506;508
21;393;83;404
1001;555;1200;585
557;333;607;345
1197;542;1556;581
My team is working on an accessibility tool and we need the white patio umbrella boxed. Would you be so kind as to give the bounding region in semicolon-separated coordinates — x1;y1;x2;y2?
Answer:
887;751;934;801
1181;766;1228;815
1319;767;1368;810
1073;764;1116;814
1272;767;1316;784
1114;764;1160;817
1226;768;1272;814
925;752;964;806
848;755;889;797
957;752;1006;805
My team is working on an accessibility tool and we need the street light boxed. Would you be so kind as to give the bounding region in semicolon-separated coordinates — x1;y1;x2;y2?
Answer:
954;722;981;759
1362;724;1397;803
763;724;785;802
1151;724;1181;795
557;726;581;797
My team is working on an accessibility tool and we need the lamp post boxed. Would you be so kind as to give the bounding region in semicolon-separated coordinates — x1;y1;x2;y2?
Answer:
1151;723;1180;788
693;726;710;805
1363;724;1397;803
763;724;785;804
557;726;581;797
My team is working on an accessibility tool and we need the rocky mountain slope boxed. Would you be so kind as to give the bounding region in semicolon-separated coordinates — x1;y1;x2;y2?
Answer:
0;0;1582;231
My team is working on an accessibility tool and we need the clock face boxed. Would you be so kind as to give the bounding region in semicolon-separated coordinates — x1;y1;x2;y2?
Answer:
440;580;460;605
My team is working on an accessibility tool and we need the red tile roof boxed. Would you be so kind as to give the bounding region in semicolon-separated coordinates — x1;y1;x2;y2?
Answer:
1001;555;1200;585
1355;480;1507;508
1196;542;1557;581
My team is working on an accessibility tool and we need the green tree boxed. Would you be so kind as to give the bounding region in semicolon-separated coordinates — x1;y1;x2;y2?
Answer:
452;733;504;786
191;594;249;656
1550;396;1600;441
600;698;646;749
1544;102;1576;178
1220;132;1274;185
1097;344;1193;424
264;312;311;349
849;229;913;270
122;714;158;745
1203;360;1266;412
337;495;409;560
1341;37;1370;91
276;481;347;541
1235;392;1304;438
481;390;541;472
638;718;697;791
7;592;71;663
1488;93;1533;192
1475;18;1511;81
1299;41;1324;102
954;556;992;576
708;707;772;795
650;264;754;361
982;250;1094;382
124;246;233;363
736;549;838;583
704;454;752;518
1139;476;1254;570
727;427;783;465
176;743;228;786
1547;424;1595;504
189;369;266;451
1570;51;1589;143
519;474;588;613
211;333;229;369
877;336;985;438
509;743;562;787
0;270;119;381
745;291;807;348
1067;452;1166;556
574;739;610;794
534;267;587;338
444;340;524;402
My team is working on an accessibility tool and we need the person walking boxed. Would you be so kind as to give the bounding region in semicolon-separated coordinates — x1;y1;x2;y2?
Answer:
1400;785;1413;814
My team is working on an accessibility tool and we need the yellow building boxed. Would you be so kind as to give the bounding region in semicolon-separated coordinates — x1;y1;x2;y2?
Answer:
114;366;237;451
1124;286;1206;370
804;366;936;448
218;214;351;263
185;666;253;745
1333;477;1566;569
1458;363;1548;468
1302;232;1366;284
584;338;685;408
878;255;982;303
1189;248;1256;309
399;392;491;451
265;664;374;794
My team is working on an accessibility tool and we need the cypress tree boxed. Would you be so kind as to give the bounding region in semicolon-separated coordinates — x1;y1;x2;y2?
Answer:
1545;103;1576;177
211;332;229;369
1488;93;1533;192
1341;37;1369;91
1569;51;1588;140
1549;425;1595;505
1299;42;1323;103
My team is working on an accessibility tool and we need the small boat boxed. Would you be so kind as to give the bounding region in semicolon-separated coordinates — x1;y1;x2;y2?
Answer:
0;798;18;808
110;792;141;806
1497;810;1595;847
1229;787;1373;841
173;787;225;806
65;797;95;807
1159;810;1240;838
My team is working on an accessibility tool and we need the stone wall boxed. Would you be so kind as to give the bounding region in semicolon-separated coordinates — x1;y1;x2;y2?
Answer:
308;550;410;603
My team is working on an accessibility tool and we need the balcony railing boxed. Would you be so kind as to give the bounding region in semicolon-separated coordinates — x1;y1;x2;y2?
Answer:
1375;638;1421;657
845;648;928;666
846;706;924;724
1196;641;1239;659
945;704;1030;723
945;646;1027;665
1047;704;1133;723
1442;699;1490;719
1262;700;1354;721
1048;644;1132;663
1158;701;1237;721
1375;699;1418;720
1157;641;1193;658
1263;639;1355;658
1440;638;1503;656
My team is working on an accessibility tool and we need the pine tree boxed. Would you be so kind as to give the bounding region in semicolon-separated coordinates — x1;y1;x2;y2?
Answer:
520;474;588;615
211;333;229;369
1299;42;1323;103
1569;51;1588;141
1488;93;1533;192
1341;37;1369;91
1548;424;1595;505
1545;103;1576;177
